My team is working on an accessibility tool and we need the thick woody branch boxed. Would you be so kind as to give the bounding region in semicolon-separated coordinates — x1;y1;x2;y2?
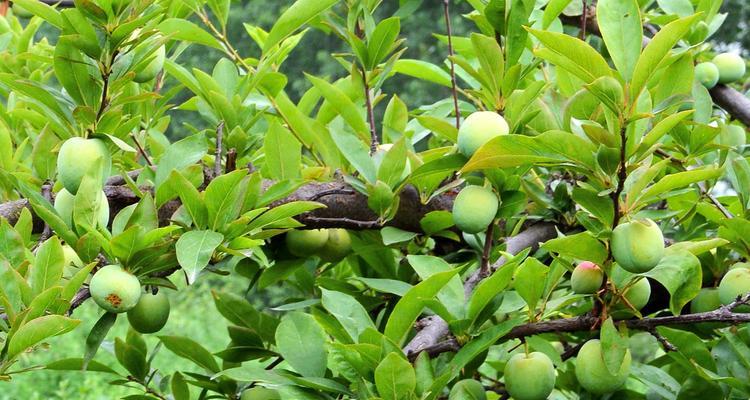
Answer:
403;222;558;355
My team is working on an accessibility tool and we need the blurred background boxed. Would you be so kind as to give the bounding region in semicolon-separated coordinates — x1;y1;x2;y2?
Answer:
4;0;750;398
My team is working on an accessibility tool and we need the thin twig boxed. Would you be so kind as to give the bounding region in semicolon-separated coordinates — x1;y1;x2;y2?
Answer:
443;0;460;130
610;126;627;227
479;222;495;277
308;188;356;201
303;216;382;229
648;327;677;352
38;183;52;244
214;121;224;178
579;0;589;39
130;132;154;167
225;148;237;173
360;66;378;154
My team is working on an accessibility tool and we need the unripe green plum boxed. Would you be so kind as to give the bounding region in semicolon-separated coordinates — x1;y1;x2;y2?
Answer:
452;185;498;234
611;277;651;318
571;261;604;294
318;229;351;262
285;229;329;257
713;53;746;84
718;124;746;148
690;287;721;313
719;268;750;312
54;188;110;228
127;290;170;333
89;265;141;313
449;379;486;400
134;45;166;83
62;244;83;278
695;62;719;89
504;352;556;400
457;111;509;157
611;219;664;273
730;262;750;270
575;339;631;395
240;387;280;400
12;4;33;18
57;137;111;195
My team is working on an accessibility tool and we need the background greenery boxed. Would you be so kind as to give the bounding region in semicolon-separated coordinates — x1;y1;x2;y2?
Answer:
4;0;750;398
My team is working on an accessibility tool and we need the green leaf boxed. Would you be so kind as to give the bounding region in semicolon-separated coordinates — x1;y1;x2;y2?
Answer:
514;258;549;312
8;315;80;360
630;14;701;100
542;0;573;29
505;0;531;66
466;262;516;326
31;236;64;296
381;227;417;245
600;317;629;376
596;0;642;81
377;138;408;188
11;0;63;27
275;312;327;377
636;167;723;206
392;59;451;87
46;358;117;374
54;35;100;107
541;232;608;265
158;18;223;50
330;128;377;183
158;335;220;373
263;0;340;52
321;288;376;341
212;291;279;344
246;201;324;231
154;133;208;191
640;110;693;149
175;230;224;284
205;169;248;231
84;312;117;370
164;170;207;228
643;250;702;315
374;352;416;400
306;74;369;141
527;27;612;84
471;33;503;96
368;17;400;69
263;120;301;180
384;270;457;346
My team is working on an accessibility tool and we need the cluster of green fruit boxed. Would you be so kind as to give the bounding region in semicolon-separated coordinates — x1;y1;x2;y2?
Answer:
285;228;352;262
89;265;171;333
451;111;508;234
695;52;746;89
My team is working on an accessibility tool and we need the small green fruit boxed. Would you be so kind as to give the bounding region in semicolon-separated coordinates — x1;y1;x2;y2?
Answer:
449;379;486;400
89;265;141;313
54;188;110;229
240;387;280;400
695;62;719;89
62;244;84;279
718;124;746;148
690;287;721;314
575;339;631;395
457;111;509;157
611;277;651;318
134;45;166;83
318;229;352;262
713;53;746;84
719;268;750;312
285;229;329;257
504;352;556;400
571;261;604;294
611;219;664;273
127;290;170;333
452;185;498;234
730;262;750;270
57;137;111;195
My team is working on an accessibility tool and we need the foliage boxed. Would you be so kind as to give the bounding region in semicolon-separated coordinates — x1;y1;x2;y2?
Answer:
0;0;750;399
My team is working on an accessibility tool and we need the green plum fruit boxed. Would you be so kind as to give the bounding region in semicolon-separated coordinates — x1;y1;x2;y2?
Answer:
318;229;352;262
134;44;166;83
713;53;746;84
57;137;111;194
730;262;750;270
452;185;499;234
719;268;750;312
695;62;719;89
571;261;604;294
449;379;486;400
504;352;556;400
89;265;141;313
62;244;84;278
457;111;509;157
611;219;664;273
691;288;721;313
285;229;329;257
718;124;746;148
54;188;109;228
127;290;170;333
575;339;631;395
240;387;280;400
611;277;651;318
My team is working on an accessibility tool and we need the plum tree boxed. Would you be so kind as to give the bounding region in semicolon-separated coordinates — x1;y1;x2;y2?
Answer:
571;261;604;294
695;62;719;88
318;228;352;262
718;124;746;148
133;44;166;83
719;268;750;311
127;290;170;334
504;352;556;400
285;229;329;257
611;219;664;273
56;137;111;195
89;265;141;313
456;111;509;157
611;277;651;318
53;188;110;229
713;53;746;83
451;185;498;233
575;339;632;394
